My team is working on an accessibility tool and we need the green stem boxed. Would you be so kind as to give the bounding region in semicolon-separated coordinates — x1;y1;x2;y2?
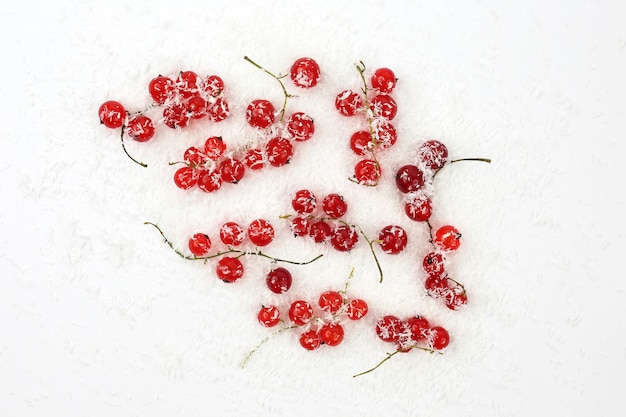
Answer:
359;229;384;283
353;350;400;377
244;55;292;122
450;157;491;164
241;325;297;368
120;124;148;168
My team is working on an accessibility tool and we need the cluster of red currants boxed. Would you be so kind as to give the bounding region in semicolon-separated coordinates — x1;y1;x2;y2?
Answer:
254;284;369;353
285;189;360;252
375;314;449;352
335;64;399;186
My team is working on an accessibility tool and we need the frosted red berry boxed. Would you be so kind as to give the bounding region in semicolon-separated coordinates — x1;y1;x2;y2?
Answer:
350;130;373;155
378;225;408;254
126;115;155;142
188;233;212;256
335;89;363;116
406;316;430;341
98;100;126;128
266;267;293;294
206;97;229;122
395;165;424;193
319;322;344;346
216;256;244;283
265;137;294;167
309;220;332;243
375;315;404;342
346;298;368;320
163;103;189;129
429;326;450;350
299;330;321;350
418;140;449;170
405;195;432;222
197;169;222;193
176;70;200;99
330;224;359;252
148;75;175;104
292;189;317;215
423;252;445;277
203;74;224;97
286;112;315;141
290;57;321;88
257;305;281;327
434;225;462;251
204;136;227;160
321;193;347;218
185;95;207;119
173;166;198;189
371;94;398;120
219;158;245;184
289;300;313;326
354;159;381;186
219;222;245;246
247;219;274;247
318;291;343;314
289;216;311;237
184;146;207;168
374;121;397;149
371;67;397;94
243;148;265;170
246;99;275;129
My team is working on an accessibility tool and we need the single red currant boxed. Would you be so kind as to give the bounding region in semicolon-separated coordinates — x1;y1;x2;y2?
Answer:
375;315;404;343
445;289;468;311
173;166;198;190
289;216;311;237
374;121;397;149
185;95;207;119
395;165;424;194
319;322;344;346
266;267;293;294
246;99;275;129
309;220;332;243
289;300;313;326
406;316;430;341
126;115;155;142
345;298;368;320
162;104;190;129
206;97;230;122
434;225;462;251
354;159;381;186
98;100;126;128
216;256;244;283
196;169;222;193
257;305;281;327
422;252;446;277
188;233;212;256
286;112;315;141
148;75;175;104
350;130;373;156
291;189;317;215
204;136;227;160
424;275;449;297
247;219;274;247
243;148;265;170
429;326;450;350
378;225;408;254
418;140;449;170
219;222;245;246
330;224;359;252
335;89;363;116
371;94;398;120
219;158;246;184
318;291;343;314
203;74;224;97
299;329;321;350
265;137;294;167
176;70;199;98
370;67;397;94
290;57;321;88
184;146;207;168
404;194;433;222
321;193;347;218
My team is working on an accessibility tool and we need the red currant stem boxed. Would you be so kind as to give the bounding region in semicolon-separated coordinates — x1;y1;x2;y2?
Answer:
339;267;356;295
446;276;466;291
243;55;293;122
359;229;384;283
450;157;491;164
353;346;440;377
119;125;148;168
241;324;298;369
144;222;323;265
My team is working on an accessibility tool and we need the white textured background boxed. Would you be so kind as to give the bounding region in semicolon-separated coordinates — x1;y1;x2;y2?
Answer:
1;1;625;416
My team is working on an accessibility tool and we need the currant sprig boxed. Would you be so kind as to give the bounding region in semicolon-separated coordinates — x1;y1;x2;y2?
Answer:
244;55;295;123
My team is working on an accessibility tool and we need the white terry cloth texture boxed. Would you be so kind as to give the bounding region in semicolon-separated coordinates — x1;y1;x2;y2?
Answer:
1;1;624;416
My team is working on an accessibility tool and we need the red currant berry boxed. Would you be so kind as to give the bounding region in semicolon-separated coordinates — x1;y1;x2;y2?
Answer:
374;121;397;149
395;165;424;194
265;137;294;167
349;130;373;156
289;216;311;237
335;89;363;116
289;300;313;326
404;194;433;222
266;267;293;294
371;94;397;120
98;100;126;128
429;326;450;350
418;140;449;170
173;166;198;190
345;299;368;320
445;289;468;311
148;75;175;104
319;322;344;346
371;67;397;94
219;222;245;246
243;148;265;170
290;57;321;88
375;315;404;343
216;256;244;283
434;225;461;251
246;99;275;129
188;233;212;256
163;104;190;129
203;74;224;97
197;169;222;193
291;189;317;215
309;220;332;243
424;275;449;297
299;329;321;350
257;305;281;327
354;159;381;186
247;219;274;247
321;193;347;218
318;291;343;314
204;136;227;160
406;316;430;341
126;115;155;142
378;225;408;254
330;224;359;252
286;112;315;141
206;97;230;122
184;146;208;168
423;252;445;277
219;158;245;184
176;70;200;98
185;95;207;119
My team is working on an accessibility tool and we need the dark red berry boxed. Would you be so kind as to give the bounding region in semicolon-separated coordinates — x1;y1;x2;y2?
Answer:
291;189;317;215
309;220;332;243
246;99;275;129
247;219;274;247
299;329;321;350
257;305;281;327
404;195;432;222
345;299;368;320
330;224;359;252
378;225;408;254
318;291;343;313
321;193;347;218
126;115;155;142
319;322;344;346
266;267;293;294
216;256;244;283
290;57;321;88
265;137;294;167
370;67;397;94
98;100;126;128
395;165;424;193
335;90;363;116
418;140;448;170
219;222;245;246
286;112;315;141
289;300;313;326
